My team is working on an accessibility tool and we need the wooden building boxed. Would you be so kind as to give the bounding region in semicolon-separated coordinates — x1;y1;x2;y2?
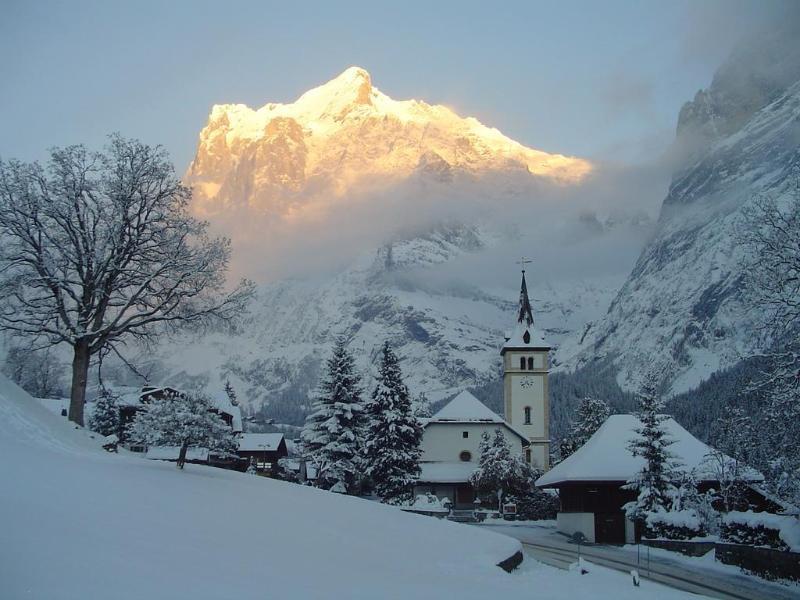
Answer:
237;433;288;474
536;414;765;544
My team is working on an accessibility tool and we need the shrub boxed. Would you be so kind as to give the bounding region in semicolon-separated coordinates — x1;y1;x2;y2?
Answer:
720;511;799;550
645;509;705;540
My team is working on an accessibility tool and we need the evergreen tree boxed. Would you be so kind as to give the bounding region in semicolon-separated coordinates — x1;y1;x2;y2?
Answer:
88;389;120;437
571;396;610;446
470;429;530;511
560;395;611;460
363;342;423;504
413;391;432;419
224;379;239;407
128;390;238;469
624;378;678;520
300;338;365;493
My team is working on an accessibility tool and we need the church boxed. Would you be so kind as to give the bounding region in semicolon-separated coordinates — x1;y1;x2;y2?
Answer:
413;268;551;508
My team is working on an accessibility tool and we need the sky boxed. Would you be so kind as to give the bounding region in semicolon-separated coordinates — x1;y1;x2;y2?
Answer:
0;0;784;172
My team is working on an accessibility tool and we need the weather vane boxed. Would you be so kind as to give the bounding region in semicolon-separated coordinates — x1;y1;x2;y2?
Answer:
516;256;533;273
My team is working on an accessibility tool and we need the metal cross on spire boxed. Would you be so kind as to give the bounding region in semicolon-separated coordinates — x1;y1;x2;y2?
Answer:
516;256;533;273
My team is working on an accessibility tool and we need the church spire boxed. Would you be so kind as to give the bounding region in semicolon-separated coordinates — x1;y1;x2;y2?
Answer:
517;270;534;327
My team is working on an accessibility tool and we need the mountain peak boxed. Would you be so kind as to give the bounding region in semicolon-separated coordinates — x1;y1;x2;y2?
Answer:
188;68;592;216
330;66;373;102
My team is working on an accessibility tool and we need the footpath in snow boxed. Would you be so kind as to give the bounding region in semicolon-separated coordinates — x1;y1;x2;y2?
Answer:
1;375;705;599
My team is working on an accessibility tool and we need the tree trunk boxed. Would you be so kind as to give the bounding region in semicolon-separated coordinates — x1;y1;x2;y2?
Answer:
177;442;188;469
68;341;91;426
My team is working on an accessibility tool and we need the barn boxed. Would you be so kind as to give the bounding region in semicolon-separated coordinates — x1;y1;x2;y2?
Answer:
536;414;764;544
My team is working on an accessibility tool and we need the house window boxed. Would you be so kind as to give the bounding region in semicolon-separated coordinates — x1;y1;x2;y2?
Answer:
462;431;469;439
459;451;472;462
527;357;534;370
525;448;532;464
524;406;532;425
520;357;526;370
523;330;531;344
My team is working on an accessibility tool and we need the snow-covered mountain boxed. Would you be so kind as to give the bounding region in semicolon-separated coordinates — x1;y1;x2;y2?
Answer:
566;28;800;394
152;223;622;418
186;66;591;218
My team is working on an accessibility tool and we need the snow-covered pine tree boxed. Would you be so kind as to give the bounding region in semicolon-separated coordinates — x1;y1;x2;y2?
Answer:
88;389;120;437
559;396;611;460
623;377;678;521
413;391;432;419
128;390;238;469
224;379;239;407
571;396;610;446
470;429;530;511
300;338;365;494
362;341;423;504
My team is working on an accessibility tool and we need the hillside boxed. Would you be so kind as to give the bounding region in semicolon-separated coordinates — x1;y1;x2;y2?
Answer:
0;374;702;599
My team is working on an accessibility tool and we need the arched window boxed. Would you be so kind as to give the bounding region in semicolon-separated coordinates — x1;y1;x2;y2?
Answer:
527;357;534;370
520;357;526;370
459;451;472;462
523;330;531;344
524;406;532;425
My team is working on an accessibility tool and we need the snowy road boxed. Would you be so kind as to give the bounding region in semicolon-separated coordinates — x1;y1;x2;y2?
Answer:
480;523;800;600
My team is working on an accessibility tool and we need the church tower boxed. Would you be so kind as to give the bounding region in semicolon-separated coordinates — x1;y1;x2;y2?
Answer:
502;267;551;470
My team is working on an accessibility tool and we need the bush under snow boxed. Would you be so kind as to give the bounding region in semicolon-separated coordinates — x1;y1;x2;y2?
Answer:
721;510;800;551
645;509;705;540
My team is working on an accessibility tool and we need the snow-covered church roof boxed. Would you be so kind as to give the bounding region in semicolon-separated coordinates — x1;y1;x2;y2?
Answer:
501;270;549;352
427;391;529;444
430;390;505;423
536;414;763;488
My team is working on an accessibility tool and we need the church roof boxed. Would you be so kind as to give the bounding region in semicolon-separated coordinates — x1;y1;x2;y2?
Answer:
536;414;763;488
427;391;529;444
501;270;549;353
430;390;505;423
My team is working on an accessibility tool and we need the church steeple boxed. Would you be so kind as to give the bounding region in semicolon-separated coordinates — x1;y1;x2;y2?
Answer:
518;270;534;327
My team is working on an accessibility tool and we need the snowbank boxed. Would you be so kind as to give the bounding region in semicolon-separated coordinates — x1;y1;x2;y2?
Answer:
1;375;708;599
0;375;523;599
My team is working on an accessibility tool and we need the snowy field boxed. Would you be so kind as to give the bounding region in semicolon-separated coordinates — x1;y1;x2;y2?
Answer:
0;375;704;599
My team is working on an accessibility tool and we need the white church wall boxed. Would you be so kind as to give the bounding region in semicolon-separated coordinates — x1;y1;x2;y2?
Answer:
420;423;525;464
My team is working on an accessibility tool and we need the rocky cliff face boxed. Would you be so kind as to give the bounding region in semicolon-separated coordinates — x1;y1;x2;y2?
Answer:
567;29;800;394
186;67;592;217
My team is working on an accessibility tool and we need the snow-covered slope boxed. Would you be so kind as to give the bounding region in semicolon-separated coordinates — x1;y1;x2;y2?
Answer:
145;224;622;417
566;29;800;394
0;374;703;599
187;66;591;217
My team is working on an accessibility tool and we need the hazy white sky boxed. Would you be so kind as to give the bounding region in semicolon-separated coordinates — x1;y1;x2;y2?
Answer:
0;0;787;171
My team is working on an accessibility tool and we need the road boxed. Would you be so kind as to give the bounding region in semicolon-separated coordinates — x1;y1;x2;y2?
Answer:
480;522;800;600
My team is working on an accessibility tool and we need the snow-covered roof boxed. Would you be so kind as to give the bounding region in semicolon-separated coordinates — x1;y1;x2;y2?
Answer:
237;433;285;452
418;461;477;484
427;391;529;444
430;391;504;423
501;321;550;352
536;414;763;488
145;446;210;462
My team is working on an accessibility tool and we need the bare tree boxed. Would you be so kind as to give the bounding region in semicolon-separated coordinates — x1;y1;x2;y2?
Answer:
741;172;800;504
0;136;253;425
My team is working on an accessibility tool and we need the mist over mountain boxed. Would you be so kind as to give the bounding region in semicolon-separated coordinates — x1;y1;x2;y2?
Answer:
566;22;800;396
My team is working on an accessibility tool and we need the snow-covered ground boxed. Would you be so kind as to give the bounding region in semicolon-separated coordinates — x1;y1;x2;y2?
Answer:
1;375;702;599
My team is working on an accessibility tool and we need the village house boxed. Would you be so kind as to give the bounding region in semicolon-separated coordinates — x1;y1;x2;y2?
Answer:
237;433;289;474
535;414;767;544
